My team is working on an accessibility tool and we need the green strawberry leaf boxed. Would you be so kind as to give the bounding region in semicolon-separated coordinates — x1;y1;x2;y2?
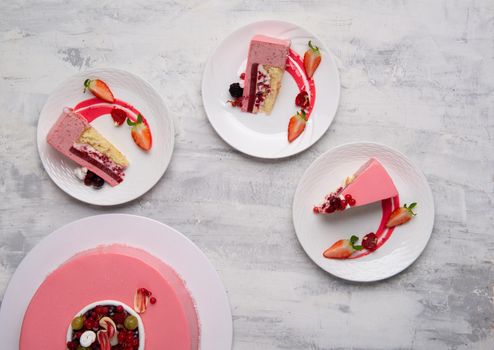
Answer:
349;235;363;250
127;118;136;126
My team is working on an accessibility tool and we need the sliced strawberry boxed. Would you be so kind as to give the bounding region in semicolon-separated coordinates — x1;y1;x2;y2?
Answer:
303;41;321;79
288;110;307;143
295;91;309;109
323;235;363;259
110;108;127;126
323;239;354;259
127;114;152;151
84;79;115;103
386;202;417;228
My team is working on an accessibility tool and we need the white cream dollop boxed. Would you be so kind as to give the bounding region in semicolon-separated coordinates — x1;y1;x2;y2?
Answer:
74;167;88;181
79;330;96;347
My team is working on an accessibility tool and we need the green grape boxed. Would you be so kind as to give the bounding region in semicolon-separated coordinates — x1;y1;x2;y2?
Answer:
71;316;84;330
124;315;138;330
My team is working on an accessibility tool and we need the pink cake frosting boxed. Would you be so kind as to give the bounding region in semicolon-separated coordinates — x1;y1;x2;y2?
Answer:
46;108;127;186
20;244;199;350
341;158;398;207
241;35;290;113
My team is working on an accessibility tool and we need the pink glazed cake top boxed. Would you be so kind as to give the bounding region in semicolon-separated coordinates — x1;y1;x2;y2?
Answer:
20;244;199;350
341;158;399;207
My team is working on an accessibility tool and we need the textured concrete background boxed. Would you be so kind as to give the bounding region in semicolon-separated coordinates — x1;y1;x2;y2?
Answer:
1;1;493;349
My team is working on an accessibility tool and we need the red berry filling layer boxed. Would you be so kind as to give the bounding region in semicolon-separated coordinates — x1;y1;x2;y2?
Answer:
69;145;125;183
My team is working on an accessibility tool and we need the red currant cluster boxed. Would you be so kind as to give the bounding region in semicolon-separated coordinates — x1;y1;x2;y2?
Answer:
314;193;357;214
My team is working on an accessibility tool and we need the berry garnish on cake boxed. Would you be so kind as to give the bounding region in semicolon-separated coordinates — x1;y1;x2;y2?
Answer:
66;301;144;350
47;108;129;186
313;158;398;214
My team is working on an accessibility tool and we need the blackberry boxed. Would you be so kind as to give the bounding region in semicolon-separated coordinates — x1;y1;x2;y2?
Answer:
93;175;105;189
229;83;243;98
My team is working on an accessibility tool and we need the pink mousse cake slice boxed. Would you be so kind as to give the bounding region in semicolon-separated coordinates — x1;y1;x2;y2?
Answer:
20;244;199;350
314;158;398;214
47;108;129;186
241;34;290;114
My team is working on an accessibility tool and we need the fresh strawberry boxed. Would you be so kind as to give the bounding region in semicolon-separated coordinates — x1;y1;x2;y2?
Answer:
295;91;310;109
386;202;417;228
127;114;152;151
83;79;115;103
288;110;307;143
323;235;362;259
110;108;127;126
303;40;321;79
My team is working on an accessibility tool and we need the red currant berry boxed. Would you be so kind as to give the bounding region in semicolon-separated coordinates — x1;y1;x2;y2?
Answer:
340;200;347;208
150;297;157;304
116;305;124;313
313;207;320;214
349;198;356;206
240;72;245;79
344;194;352;201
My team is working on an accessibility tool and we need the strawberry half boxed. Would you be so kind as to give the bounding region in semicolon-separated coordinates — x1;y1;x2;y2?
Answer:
83;79;115;103
127;114;152;151
323;235;362;259
288;110;307;143
386;202;417;228
303;41;321;79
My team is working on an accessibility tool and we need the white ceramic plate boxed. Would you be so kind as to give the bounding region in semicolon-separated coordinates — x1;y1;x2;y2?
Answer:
293;142;434;282
37;68;174;206
0;214;232;349
202;20;340;158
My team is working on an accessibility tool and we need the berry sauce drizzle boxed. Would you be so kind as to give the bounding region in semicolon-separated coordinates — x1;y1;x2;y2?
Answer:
285;48;316;119
348;195;400;259
73;97;151;129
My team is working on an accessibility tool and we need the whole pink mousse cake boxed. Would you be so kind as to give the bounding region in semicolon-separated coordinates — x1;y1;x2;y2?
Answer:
241;35;290;114
314;158;398;214
46;108;129;186
20;244;199;350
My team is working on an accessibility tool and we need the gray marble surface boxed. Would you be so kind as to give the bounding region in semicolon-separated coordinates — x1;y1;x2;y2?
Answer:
1;1;493;349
